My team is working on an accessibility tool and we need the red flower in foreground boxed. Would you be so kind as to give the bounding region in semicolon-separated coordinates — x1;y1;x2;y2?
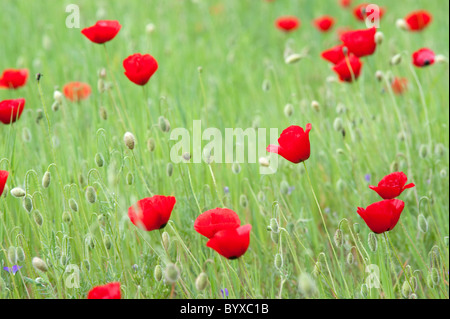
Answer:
391;77;408;95
0;170;8;197
123;53;158;86
369;172;415;199
194;208;241;239
128;195;176;231
353;3;385;21
267;124;312;163
341;27;377;57
357;199;405;234
87;282;121;299
0;69;28;89
81;20;121;44
313;16;335;32
275;16;300;32
412;48;435;67
206;224;252;259
405;10;432;31
63;82;92;102
332;55;362;82
321;44;346;64
0;98;25;124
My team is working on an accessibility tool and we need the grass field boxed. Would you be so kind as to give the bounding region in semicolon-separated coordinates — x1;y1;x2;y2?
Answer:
0;0;448;299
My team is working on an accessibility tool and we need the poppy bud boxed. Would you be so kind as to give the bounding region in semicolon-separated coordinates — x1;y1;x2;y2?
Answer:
298;273;317;297
401;280;412;298
95;152;105;167
390;54;402;65
336;103;346;114
147;138;156;152
85;234;95;250
346;252;354;265
126;172;134;185
431;268;440;285
32;257;48;272
97;79;105;93
164;263;180;284
284;103;294;117
311;100;320;112
333;117;344;132
441;169;448;179
285;53;303;64
353;223;360;234
418;214;428;233
16;247;25;262
232;163;241;174
257;191;265;202
419;144;429;158
67;199;78;213
397;131;406;142
334;229;343;247
62;211;72;224
51;101;60;112
336;179;346;192
270;218;279;233
368;233;378;252
33;210;43;226
162;231;170;251
124;132;136;150
396;19;408;30
145;23;155;34
374;31;384;45
375;70;384;82
22;127;32;143
259;157;270;167
312;261;322;277
11;187;26;198
42;171;51;188
85;186;97;204
262;79;271;91
195;272;208;291
166;163;173;177
154;265;163;282
182;152;191;162
409;293;417;299
21;195;33;213
8;246;17;264
99;68;107;79
98;106;108;120
60;254;69;266
239;194;248;208
434;143;446;157
274;253;283;270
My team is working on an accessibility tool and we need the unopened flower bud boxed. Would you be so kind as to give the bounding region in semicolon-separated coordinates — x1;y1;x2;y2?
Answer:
99;107;108;120
62;211;72;224
284;103;294;117
147;138;156;152
418;214;428;233
85;186;97;204
32;257;48;272
165;263;180;284
298;273;317;297
285;53;303;64
334;229;343;247
11;187;26;198
154;265;163;282
23;195;33;213
162;231;170;251
195;272;208;291
42;171;51;188
368;233;378;252
126;172;134;185
182;152;191;162
270;218;279;233
375;70;384;82
232;163;241;174
239;194;248;208
95;152;105;167
375;31;384;45
166;163;174;177
145;23;155;34
34;210;44;226
396;19;408;30
311;100;320;112
53;90;63;103
274;253;283;270
8;246;17;264
69;198;78;212
124;132;136;150
259;157;269;167
390;53;402;65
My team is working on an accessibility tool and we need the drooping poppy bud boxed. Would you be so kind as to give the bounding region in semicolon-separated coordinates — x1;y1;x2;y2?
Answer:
332;55;362;82
313;15;335;32
412;48;435;67
340;27;377;57
404;10;432;31
0;170;8;197
357;199;405;234
0;98;25;124
321;44;346;64
81;20;121;44
62;82;92;102
194;208;241;239
267;124;312;164
275;16;300;32
87;282;121;299
391;77;408;95
369;172;415;199
0;69;28;89
128;195;176;231
206;224;252;259
123;53;158;86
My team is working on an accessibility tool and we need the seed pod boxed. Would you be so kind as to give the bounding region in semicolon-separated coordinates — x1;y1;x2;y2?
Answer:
353;223;360;234
23;195;33;212
298;273;317;297
42;171;51;188
390;53;402;65
333;117;343;131
164;263;180;284
33;210;44;226
401;280;412;298
22;127;32;142
11;187;26;198
69;198;78;212
417;214;428;233
126;172;134;185
166;163;173;177
154;265;163;282
16;247;25;262
274;253;283;270
85;186;97;204
334;229;343;247
95;153;105;167
62;211;72;224
284;103;294;117
231;163;241;174
124;132;136;150
104;235;112;250
32;257;48;272
368;233;378;252
99;107;108;120
195;272;208;291
280;180;289;195
239;194;248;208
8;246;17;264
162;231;170;251
270;218;279;233
147;138;156;152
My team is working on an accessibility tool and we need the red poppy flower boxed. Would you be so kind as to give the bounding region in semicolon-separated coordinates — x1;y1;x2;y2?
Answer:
405;10;432;31
391;77;408;95
267;124;312;164
123;53;158;86
63;82;92;102
313;16;335;32
321;44;346;64
206;224;252;259
275;16;300;32
0;69;28;89
339;0;352;8
0;170;8;197
194;208;241;239
357;199;405;234
332;55;362;82
81;20;121;44
340;27;377;57
412;48;435;67
353;3;385;21
128;195;176;231
87;282;121;299
0;98;25;124
369;172;415;199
